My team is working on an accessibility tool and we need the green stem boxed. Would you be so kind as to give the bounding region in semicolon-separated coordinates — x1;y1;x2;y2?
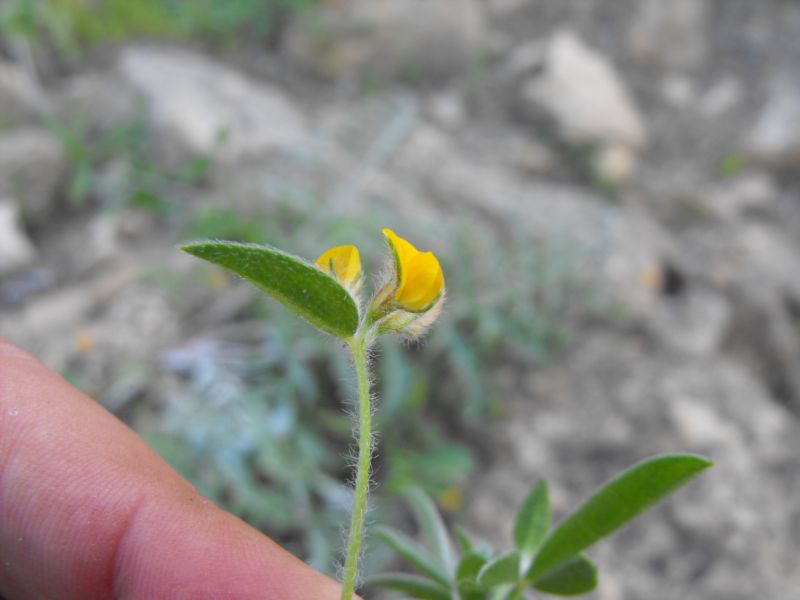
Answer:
340;335;372;600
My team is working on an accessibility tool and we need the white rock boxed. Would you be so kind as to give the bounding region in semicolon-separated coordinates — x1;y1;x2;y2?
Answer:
283;0;487;80
0;200;36;276
0;128;67;224
628;0;710;70
669;397;738;449
118;46;309;163
520;30;647;149
744;77;800;167
0;61;49;125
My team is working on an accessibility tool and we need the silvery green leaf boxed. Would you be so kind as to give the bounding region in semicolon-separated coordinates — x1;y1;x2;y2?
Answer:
181;241;359;339
477;551;521;586
367;573;451;600
514;480;550;563
527;454;712;581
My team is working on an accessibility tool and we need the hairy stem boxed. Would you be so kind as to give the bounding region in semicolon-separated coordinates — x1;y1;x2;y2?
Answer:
340;335;372;600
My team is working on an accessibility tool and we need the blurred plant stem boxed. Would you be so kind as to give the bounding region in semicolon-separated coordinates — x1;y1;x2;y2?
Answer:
341;333;372;600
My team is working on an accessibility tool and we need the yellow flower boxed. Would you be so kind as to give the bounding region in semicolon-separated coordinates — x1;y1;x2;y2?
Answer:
383;228;444;312
316;245;362;292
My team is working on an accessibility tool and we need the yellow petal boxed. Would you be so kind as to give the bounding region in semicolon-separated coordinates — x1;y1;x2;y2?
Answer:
315;245;362;287
382;228;419;289
396;251;444;312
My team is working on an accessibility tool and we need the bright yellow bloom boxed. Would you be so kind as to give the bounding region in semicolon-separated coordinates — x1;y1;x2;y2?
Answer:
383;228;444;312
316;245;362;288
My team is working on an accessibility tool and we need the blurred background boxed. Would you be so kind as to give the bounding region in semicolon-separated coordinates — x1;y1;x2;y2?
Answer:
1;0;799;598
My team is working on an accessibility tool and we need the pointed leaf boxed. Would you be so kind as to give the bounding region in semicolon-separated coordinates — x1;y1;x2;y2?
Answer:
374;526;450;587
528;454;713;580
367;573;451;600
514;480;550;561
531;555;597;596
456;551;488;583
181;241;359;338
406;488;456;572
455;525;474;554
477;552;521;586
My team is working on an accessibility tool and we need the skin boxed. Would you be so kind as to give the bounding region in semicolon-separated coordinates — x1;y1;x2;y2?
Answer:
0;337;348;600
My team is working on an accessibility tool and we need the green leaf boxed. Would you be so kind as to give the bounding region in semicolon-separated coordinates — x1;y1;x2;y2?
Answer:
459;583;491;600
455;525;474;554
406;488;456;572
514;480;550;562
477;551;521;586
367;573;451;600
456;551;488;583
181;241;359;338
532;555;597;596
373;526;451;587
527;454;713;581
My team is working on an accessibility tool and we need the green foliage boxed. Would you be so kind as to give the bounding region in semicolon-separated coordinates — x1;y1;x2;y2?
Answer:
477;553;521;586
406;488;457;573
181;241;359;339
46;112;209;213
720;153;744;177
373;527;451;587
385;443;474;499
372;455;711;599
150;325;353;572
526;454;713;581
531;556;597;596
368;574;451;600
514;481;549;569
0;0;318;52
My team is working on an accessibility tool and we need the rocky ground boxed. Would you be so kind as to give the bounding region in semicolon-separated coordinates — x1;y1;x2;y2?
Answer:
2;1;800;598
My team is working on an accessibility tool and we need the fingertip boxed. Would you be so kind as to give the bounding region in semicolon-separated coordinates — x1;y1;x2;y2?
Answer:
0;338;346;600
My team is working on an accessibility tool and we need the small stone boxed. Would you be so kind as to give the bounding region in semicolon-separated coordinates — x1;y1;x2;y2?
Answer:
669;397;737;449
519;30;647;149
744;76;800;168
0;199;37;277
592;143;637;185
